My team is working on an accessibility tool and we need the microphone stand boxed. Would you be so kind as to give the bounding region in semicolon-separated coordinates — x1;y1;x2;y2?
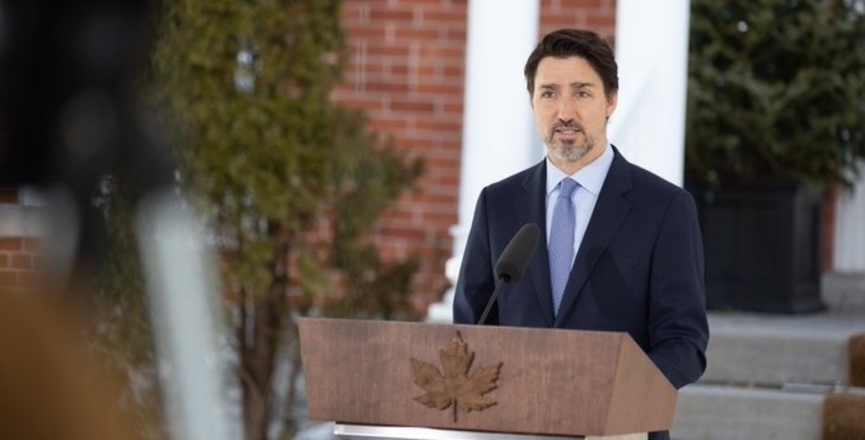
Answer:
477;275;508;326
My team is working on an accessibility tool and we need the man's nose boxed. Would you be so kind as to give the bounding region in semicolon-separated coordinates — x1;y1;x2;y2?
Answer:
557;98;577;121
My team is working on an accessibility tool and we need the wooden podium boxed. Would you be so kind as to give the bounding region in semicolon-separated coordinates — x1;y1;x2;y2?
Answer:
298;318;676;440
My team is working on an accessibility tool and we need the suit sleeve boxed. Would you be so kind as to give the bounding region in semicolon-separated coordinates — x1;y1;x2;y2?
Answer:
646;190;710;389
453;188;498;325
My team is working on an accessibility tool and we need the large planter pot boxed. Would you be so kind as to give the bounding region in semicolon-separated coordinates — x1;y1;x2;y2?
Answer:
687;181;826;314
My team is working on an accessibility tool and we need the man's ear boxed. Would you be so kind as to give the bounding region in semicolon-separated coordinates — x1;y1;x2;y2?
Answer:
606;91;618;118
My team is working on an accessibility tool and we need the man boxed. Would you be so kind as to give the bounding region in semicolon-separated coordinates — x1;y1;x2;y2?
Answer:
453;29;709;440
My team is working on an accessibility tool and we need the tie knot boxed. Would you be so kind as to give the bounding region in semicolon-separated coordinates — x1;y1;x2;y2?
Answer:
559;178;578;199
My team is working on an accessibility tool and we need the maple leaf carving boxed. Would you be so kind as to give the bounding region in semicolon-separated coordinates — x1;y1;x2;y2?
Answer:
409;331;502;422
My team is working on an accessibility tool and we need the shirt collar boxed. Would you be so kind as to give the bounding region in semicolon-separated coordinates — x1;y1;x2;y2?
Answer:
546;144;615;197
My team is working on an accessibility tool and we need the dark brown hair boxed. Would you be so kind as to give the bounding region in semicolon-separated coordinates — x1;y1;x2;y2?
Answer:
524;29;618;99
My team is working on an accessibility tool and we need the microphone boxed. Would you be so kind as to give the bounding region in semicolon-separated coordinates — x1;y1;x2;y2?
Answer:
477;223;540;325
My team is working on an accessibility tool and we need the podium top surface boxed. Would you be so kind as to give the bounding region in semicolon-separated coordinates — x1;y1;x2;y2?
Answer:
332;424;647;440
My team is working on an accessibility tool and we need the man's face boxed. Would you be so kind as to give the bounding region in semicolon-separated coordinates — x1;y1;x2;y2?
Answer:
531;56;617;173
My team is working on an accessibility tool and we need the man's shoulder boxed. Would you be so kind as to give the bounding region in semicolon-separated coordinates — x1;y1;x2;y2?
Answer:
631;164;684;194
613;153;687;198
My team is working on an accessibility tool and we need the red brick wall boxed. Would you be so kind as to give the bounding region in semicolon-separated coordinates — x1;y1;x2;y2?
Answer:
539;0;617;37
0;187;44;292
0;236;41;291
333;0;469;310
334;0;617;312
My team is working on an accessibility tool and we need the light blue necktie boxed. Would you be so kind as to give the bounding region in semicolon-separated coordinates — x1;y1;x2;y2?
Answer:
549;178;578;315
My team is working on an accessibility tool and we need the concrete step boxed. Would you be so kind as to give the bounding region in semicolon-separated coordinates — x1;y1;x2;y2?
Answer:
672;385;865;440
702;306;865;386
673;288;865;440
822;272;865;310
671;384;824;440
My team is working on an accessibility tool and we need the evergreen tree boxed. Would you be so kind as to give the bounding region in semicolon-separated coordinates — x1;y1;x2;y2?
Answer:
686;0;865;188
146;1;424;439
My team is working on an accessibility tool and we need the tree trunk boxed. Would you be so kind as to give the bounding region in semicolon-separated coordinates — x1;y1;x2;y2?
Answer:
281;319;303;436
239;232;289;440
239;288;282;440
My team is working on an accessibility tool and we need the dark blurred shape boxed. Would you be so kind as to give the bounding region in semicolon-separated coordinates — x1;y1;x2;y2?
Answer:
0;0;173;282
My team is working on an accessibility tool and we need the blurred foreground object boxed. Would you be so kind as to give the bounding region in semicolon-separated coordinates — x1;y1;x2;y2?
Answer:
0;2;231;440
136;191;232;440
0;292;141;440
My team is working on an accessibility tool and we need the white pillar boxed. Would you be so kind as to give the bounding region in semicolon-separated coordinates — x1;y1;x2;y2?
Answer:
426;1;541;323
833;161;865;273
608;0;691;186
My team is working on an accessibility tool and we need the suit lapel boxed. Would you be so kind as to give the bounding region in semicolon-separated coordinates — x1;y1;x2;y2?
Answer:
516;161;555;326
554;147;634;327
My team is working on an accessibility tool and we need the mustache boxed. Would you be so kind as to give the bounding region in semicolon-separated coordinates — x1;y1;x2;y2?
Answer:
552;121;583;131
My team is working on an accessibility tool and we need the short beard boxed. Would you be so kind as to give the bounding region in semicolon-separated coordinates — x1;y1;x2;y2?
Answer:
545;133;597;164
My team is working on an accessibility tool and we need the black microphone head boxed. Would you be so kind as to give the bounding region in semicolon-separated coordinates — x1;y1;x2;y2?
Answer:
494;223;540;284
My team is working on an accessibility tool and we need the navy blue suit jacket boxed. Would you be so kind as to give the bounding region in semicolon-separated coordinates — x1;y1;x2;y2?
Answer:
453;148;709;439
